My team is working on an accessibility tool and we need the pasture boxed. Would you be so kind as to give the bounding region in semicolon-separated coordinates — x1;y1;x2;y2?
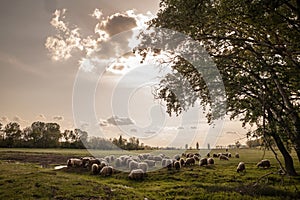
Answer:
0;148;299;199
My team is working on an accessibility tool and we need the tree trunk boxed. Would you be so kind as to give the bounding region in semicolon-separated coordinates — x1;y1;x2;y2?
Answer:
272;132;298;176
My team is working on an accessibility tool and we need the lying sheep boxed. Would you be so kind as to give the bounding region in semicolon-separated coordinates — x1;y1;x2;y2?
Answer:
219;155;229;160
138;162;148;173
67;158;82;168
235;153;240;158
91;163;100;175
208;158;214;165
100;166;113;176
199;158;208;166
257;159;271;168
174;161;181;170
128;169;145;180
129;160;139;171
237;162;246;173
185;157;195;166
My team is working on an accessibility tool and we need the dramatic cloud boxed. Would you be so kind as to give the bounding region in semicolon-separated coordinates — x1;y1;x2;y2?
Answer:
53;115;64;121
96;12;137;36
45;9;155;62
37;114;47;120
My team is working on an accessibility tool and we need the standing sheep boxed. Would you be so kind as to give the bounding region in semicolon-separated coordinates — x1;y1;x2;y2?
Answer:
199;158;208;166
257;159;271;168
179;158;185;167
235;153;240;158
237;162;246;173
128;169;145;180
212;153;218;158
207;158;214;165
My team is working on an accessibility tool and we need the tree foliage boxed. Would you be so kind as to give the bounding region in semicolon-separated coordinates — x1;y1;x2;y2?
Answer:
139;0;300;175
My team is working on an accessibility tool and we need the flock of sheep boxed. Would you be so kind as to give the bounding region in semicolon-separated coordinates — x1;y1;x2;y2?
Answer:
66;152;271;180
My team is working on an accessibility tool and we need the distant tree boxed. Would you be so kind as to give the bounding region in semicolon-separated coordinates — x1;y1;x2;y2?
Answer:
185;144;188;149
196;142;199;150
207;143;210;150
4;122;22;147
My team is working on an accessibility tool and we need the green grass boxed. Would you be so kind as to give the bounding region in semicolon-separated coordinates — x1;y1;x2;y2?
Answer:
0;148;299;199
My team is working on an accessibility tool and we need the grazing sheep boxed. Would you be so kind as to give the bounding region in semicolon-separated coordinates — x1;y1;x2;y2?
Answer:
207;153;210;157
87;159;101;169
67;158;82;168
128;169;145;180
208;158;214;165
173;154;180;161
99;161;108;171
174;161;181;170
91;164;100;174
104;156;111;163
138;162;148;173
144;160;155;168
179;158;185;167
154;156;162;162
185;157;195;166
217;153;222;157
186;153;194;158
193;155;200;162
129;161;139;171
194;153;200;157
165;159;173;169
142;154;150;160
228;153;232;158
199;158;208;166
237;162;246;173
115;158;122;168
213;153;218;158
110;155;115;162
219;155;229;160
159;153;165;158
235;153;240;158
147;155;154;160
181;153;187;157
81;157;93;168
100;166;113;176
222;153;229;157
257;159;271;168
126;159;134;168
162;159;167;167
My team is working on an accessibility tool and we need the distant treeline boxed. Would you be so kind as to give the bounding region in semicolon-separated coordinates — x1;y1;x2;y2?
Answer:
0;121;153;150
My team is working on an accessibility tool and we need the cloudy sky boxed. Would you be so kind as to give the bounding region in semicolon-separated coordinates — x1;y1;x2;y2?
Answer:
0;0;251;148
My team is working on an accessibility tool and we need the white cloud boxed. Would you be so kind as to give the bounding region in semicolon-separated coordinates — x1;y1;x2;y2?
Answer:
0;116;9;123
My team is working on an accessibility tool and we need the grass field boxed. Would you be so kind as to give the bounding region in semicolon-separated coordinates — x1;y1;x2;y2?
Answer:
0;148;299;199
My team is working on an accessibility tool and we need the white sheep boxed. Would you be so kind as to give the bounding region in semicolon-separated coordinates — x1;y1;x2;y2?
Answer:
208;158;214;165
128;169;145;180
257;159;271;168
173;154;180;161
199;158;208;166
67;158;82;168
219;155;229;160
144;160;155;168
237;162;246;173
138;162;148;173
185;157;195;166
174;161;181;170
129;160;139;171
91;163;100;174
100;166;113;176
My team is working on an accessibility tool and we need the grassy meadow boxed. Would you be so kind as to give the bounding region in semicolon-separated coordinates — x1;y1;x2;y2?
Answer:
0;148;299;199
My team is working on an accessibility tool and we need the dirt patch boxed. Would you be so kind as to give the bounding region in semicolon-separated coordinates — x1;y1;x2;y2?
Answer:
0;151;85;166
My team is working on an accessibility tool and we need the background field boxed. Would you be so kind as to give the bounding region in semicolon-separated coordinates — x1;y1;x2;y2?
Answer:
0;148;299;199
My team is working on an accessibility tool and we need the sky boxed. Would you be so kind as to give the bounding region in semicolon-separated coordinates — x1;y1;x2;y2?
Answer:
0;0;251;148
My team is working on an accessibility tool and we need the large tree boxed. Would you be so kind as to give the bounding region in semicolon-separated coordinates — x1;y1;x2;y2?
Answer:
139;0;300;175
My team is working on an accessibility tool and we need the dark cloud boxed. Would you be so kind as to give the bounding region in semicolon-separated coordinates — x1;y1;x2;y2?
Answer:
106;116;134;126
53;115;64;121
100;13;137;36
